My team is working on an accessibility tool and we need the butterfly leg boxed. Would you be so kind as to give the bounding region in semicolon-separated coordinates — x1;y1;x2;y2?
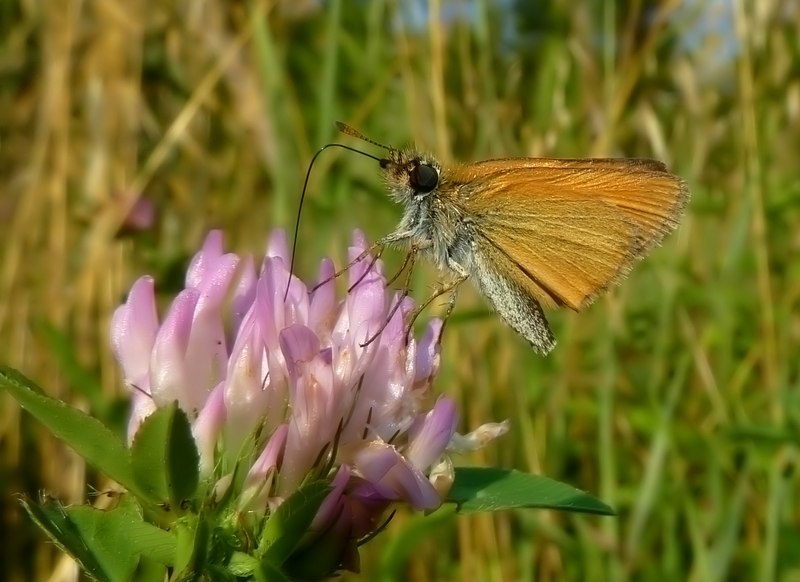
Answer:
344;229;426;292
357;247;421;348
345;245;387;292
309;229;424;294
403;273;469;345
308;240;386;294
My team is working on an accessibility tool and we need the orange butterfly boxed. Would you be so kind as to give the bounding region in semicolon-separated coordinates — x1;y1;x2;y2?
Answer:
336;123;689;353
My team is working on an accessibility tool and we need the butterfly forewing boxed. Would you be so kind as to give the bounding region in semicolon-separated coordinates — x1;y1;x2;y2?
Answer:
451;158;688;311
474;197;639;310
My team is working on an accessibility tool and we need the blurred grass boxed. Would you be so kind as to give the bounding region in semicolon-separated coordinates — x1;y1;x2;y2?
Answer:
1;0;799;580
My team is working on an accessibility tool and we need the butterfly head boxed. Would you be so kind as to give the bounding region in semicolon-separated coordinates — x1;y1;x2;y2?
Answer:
379;149;442;204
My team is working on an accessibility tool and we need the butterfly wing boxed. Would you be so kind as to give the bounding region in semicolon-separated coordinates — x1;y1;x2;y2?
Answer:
471;240;557;353
451;158;688;311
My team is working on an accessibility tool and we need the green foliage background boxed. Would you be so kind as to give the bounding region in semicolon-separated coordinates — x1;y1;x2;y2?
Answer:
1;0;798;580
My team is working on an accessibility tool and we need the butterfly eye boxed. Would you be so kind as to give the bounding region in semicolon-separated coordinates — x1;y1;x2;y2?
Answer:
409;163;439;194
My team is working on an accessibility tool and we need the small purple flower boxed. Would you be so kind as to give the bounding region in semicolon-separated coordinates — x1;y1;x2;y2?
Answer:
114;193;157;236
111;229;507;574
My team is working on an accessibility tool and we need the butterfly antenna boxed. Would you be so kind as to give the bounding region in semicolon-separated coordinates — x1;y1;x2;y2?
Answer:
335;121;393;152
286;141;383;300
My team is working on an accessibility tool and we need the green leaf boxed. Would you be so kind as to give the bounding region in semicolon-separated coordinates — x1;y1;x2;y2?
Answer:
258;480;331;565
34;322;105;413
131;556;169;582
0;366;136;492
172;514;209;582
228;551;259;577
283;520;354;580
446;467;616;516
255;560;293;582
376;507;455;580
21;495;175;582
130;402;199;507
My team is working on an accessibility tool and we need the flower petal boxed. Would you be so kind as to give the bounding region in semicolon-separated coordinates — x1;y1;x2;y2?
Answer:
231;254;257;337
414;319;443;385
448;420;510;454
279;324;320;378
349;441;442;510
405;397;458;470
309;258;336;339
126;388;157;444
111;276;159;391
193;381;227;475
266;229;290;263
183;253;240;409
149;288;199;409
260;258;309;351
186;231;225;289
245;424;289;486
224;305;274;450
